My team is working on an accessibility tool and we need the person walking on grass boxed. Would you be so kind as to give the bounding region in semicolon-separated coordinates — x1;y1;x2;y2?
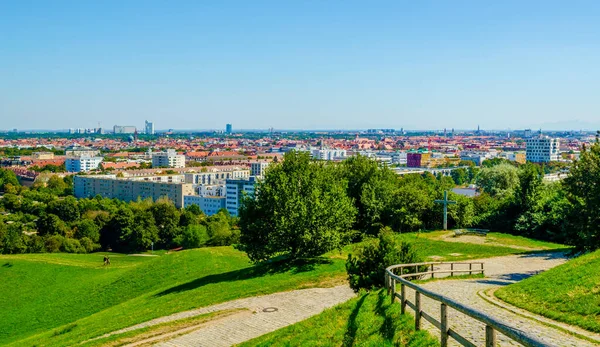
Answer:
103;255;110;266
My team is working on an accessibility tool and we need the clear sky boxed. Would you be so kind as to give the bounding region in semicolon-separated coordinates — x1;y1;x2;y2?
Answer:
1;0;599;131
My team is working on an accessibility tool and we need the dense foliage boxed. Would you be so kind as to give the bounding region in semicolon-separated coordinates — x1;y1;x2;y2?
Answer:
346;228;422;291
0;170;239;254
239;151;356;261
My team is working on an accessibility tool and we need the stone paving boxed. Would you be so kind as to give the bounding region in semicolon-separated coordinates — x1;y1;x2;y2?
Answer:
403;252;600;347
106;285;355;346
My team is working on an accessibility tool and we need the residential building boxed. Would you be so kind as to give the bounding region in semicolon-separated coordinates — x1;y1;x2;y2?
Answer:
113;125;137;134
184;170;250;185
526;136;560;163
499;151;526;164
65;156;103;172
64;145;100;157
311;148;347;161
145;120;155;135
73;175;193;208
250;162;270;177
152;149;186;168
225;177;257;217
32;152;55;160
183;196;226;216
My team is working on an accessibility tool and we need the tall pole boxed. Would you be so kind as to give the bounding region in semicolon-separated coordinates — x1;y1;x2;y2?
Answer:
443;191;448;230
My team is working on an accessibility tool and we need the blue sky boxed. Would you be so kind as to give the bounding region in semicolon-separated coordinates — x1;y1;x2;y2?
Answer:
1;1;599;131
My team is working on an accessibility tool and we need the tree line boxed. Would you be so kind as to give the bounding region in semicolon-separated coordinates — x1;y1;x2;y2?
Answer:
0;171;239;254
240;141;600;262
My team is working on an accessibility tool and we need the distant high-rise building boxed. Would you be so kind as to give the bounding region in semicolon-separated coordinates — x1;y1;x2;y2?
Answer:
226;124;233;134
113;125;136;134
145;120;155;135
151;149;186;168
526;135;560;163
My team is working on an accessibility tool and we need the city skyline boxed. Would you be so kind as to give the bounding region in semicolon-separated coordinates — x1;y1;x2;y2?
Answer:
2;1;600;130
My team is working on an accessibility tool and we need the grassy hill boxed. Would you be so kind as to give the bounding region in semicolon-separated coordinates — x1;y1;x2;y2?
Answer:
0;232;566;346
496;249;600;333
239;289;438;347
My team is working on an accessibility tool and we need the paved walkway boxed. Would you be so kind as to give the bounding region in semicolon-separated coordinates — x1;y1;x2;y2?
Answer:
405;252;600;347
101;285;355;346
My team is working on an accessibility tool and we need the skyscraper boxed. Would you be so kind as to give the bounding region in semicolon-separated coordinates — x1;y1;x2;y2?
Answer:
145;120;155;135
226;124;232;134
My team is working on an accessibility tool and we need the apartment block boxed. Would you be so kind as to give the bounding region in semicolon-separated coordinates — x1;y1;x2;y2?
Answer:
225;177;257;217
73;175;193;208
65;156;103;172
183;196;226;216
151;149;186;168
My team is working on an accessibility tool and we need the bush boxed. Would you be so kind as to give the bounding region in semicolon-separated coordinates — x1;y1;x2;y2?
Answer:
61;238;85;253
79;237;100;253
175;225;210;248
45;235;65;253
346;228;422;291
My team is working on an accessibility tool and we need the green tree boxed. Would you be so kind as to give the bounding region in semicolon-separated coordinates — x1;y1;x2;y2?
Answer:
477;163;520;197
239;151;357;262
150;199;181;247
451;168;468;186
47;196;80;222
0;169;20;192
36;213;67;236
73;219;100;243
562;137;600;250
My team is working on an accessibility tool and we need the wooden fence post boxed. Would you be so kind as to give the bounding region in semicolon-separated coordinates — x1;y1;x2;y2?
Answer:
450;263;454;277
415;291;421;330
401;283;406;314
469;263;472;275
391;278;396;304
431;264;434;279
441;303;448;347
486;325;496;347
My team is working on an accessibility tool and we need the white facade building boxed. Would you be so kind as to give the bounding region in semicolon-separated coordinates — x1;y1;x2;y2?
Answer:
152;149;186;168
250;162;270;177
526;136;560;163
311;148;347;161
184;170;250;185
225;177;257;217
65;156;103;172
183;196;226;216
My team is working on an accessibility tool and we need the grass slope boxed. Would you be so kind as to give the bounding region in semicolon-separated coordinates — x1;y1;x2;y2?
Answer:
496;250;600;333
0;232;563;346
239;289;438;347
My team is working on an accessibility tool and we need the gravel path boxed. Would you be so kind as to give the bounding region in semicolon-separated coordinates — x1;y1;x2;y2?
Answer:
98;285;355;347
406;252;600;347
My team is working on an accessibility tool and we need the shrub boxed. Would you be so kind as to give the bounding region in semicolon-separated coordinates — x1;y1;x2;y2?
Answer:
346;228;422;291
45;235;65;253
175;225;210;249
79;237;100;253
61;238;85;253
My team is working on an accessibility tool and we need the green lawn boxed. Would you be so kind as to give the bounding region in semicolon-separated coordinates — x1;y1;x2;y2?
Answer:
495;249;600;333
0;233;563;346
238;289;438;347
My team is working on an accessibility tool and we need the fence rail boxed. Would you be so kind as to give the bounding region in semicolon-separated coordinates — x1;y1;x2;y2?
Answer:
385;262;553;347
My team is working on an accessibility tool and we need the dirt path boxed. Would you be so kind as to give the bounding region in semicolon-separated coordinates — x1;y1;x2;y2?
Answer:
409;252;600;346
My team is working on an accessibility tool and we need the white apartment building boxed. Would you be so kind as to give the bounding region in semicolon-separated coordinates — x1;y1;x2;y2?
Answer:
250;162;270;177
311;148;347;161
64;145;100;157
183;196;226;216
73;175;193;208
526;136;560;163
65;156;103;172
225;177;257;217
184;169;250;185
152;149;186;168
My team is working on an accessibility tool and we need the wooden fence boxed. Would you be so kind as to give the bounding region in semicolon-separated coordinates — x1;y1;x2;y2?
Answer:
385;262;552;347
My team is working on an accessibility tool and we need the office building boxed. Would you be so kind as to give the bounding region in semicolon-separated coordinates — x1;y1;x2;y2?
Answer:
183;196;226;216
65;156;103;172
152;149;186;168
113;125;137;134
225;177;257;217
407;151;431;167
145;120;155;135
250;162;270;177
226;124;233;134
73;175;193;208
526;136;560;163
